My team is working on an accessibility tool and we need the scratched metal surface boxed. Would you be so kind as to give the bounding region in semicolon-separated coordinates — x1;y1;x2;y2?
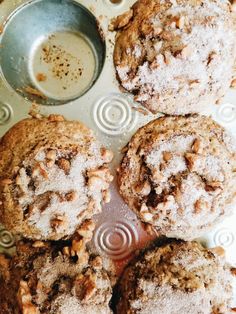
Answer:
0;0;236;305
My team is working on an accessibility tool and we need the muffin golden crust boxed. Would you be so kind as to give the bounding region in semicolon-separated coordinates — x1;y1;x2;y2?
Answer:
0;115;113;240
112;0;236;114
115;241;233;314
118;114;236;240
0;240;112;314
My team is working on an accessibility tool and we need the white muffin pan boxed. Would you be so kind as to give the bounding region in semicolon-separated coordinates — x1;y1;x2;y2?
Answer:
0;0;236;306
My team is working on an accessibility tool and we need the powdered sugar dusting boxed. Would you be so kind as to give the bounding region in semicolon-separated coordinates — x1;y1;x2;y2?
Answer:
15;138;113;240
50;295;112;314
117;242;233;313
118;115;236;240
114;0;236;114
144;133;233;238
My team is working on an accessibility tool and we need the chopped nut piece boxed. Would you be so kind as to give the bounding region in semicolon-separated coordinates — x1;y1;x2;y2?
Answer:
154;27;162;35
22;303;39;314
163;52;171;65
174;187;182;203
13;166;20;175
121;146;128;154
28;106;43;119
152;169;164;181
143;223;156;235
135;181;151;196
210;246;225;257
86;199;96;214
77;220;95;239
46;160;54;168
157;196;175;212
177;207;184;215
189;79;200;87
150;59;159;69
160;31;172;41
180;45;192;59
163;151;172;162
192;138;203;154
176;16;185;29
62;246;70;256
155;186;162;194
109;9;133;31
24;86;46;100
133;106;149;115
57;158;70;175
51;215;67;230
15;176;21;185
185;153;198;171
32;163;49;179
83;280;96;301
36;282;43;293
38;163;49;179
0;255;10;281
102;190;111;203
46;150;56;161
231;267;236;276
231;0;236;12
231;78;236;89
48;114;65;122
87;167;113;183
32;241;45;248
18;281;39;314
0;178;13;186
32;166;39;177
65;191;77;202
194;199;209;214
71;238;84;256
75;273;97;301
207;52;217;65
160;162;167;171
141;23;153;36
90;256;103;269
88;176;109;191
140;211;153;222
79;251;90;266
140;203;149;213
206;181;224;192
100;148;114;163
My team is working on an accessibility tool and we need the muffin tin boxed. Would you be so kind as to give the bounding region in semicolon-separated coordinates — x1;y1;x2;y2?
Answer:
0;0;236;306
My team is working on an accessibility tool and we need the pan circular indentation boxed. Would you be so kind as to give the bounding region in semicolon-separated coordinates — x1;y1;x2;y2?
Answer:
217;103;236;123
214;228;234;248
94;220;139;260
0;103;13;125
93;94;137;135
0;229;15;249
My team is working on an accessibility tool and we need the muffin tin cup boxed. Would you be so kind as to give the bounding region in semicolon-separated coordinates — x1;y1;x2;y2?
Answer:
0;0;106;105
0;0;236;304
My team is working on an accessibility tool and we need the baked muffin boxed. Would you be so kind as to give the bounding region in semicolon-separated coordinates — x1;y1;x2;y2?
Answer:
0;114;113;240
0;240;112;314
118;114;236;240
111;0;236;115
115;241;234;314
